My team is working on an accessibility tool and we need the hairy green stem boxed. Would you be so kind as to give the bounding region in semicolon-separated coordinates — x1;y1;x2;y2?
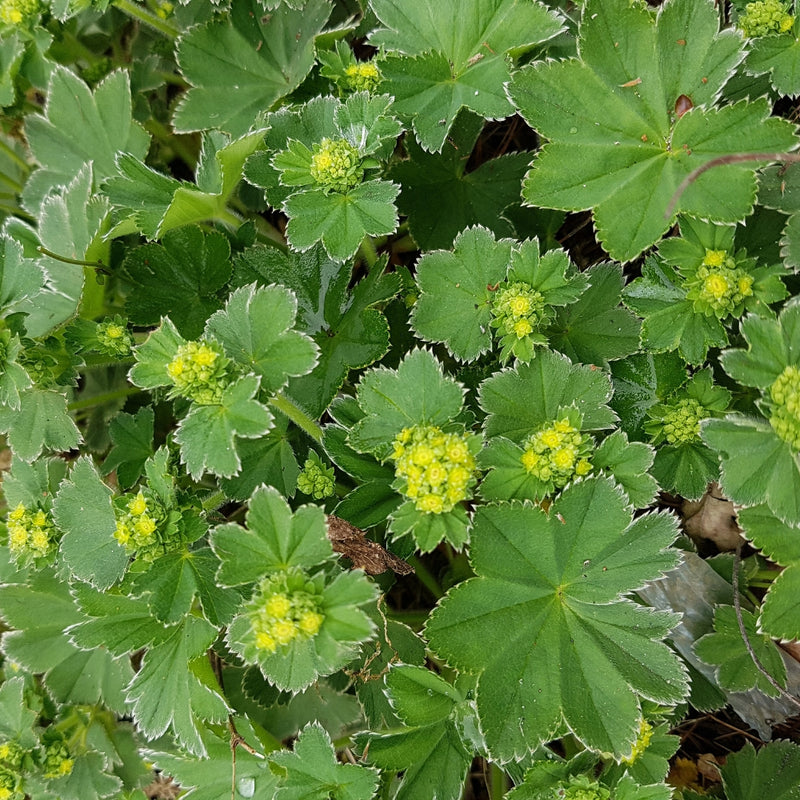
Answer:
358;235;380;268
0;136;30;173
488;762;507;799
68;386;141;412
113;0;180;38
269;393;323;443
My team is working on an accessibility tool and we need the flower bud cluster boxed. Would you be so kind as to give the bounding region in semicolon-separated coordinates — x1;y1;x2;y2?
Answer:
556;776;611;800
248;570;325;654
96;317;133;357
623;719;654;764
0;765;19;800
391;425;477;514
0;0;38;25
309;138;364;193
769;365;800;449
520;418;593;489
5;503;57;560
297;455;335;500
686;250;754;319
166;339;231;404
113;491;161;555
490;281;547;341
739;0;795;36
40;737;73;780
660;397;705;445
344;62;381;93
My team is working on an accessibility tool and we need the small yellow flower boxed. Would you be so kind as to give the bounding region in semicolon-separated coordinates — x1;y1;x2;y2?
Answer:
7;525;27;551
298;610;324;635
7;503;25;522
255;630;277;652
133;515;156;538
702;249;728;268
272;619;298;645
417;493;444;514
128;491;148;516
264;593;292;619
703;272;730;300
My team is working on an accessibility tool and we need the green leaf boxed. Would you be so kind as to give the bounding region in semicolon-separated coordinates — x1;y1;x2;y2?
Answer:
0;234;44;320
271;723;378;800
592;431;658;508
283;179;400;262
205;282;318;394
390;113;533;250
52;456;127;589
623;258;727;365
22;67;149;212
0;677;37;749
148;720;278;800
745;34;800;96
174;0;331;135
759;564;800;641
425;477;687;760
508;0;798;261
349;348;467;457
702;415;800;525
369;0;564;152
128;316;185;391
211;485;333;586
106;129;267;239
0;571;132;712
101;406;155;490
126;615;228;756
479;349;616;442
0;388;81;462
363;666;472;800
694;605;787;696
548;263;641;366
738;505;800;566
25;164;110;337
42;751;122;800
121;227;232;339
720;741;800;800
174;374;275;479
131;547;242;626
651;441;719;500
410;226;514;362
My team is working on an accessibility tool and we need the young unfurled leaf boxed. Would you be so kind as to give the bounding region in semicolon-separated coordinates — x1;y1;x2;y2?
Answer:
425;477;687;760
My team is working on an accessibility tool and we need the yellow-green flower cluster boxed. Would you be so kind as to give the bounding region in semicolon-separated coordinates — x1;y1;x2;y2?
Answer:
166;339;230;404
309;138;364;193
491;281;547;341
686;250;754;318
96;317;133;357
0;0;38;25
5;503;57;560
41;738;73;780
0;743;23;772
344;62;381;93
520;418;593;489
660;398;705;445
0;766;18;800
623;719;654;764
113;491;160;553
769;365;800;449
556;776;611;800
248;571;325;654
739;0;795;36
391;425;477;514
297;455;335;500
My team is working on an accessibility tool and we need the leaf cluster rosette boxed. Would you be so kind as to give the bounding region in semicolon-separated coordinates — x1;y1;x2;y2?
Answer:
211;485;377;692
702;298;800;524
347;349;481;552
508;0;799;262
129;283;318;479
644;368;731;499
410;226;589;363
478;350;657;507
244;92;402;261
624;218;789;364
424;476;688;761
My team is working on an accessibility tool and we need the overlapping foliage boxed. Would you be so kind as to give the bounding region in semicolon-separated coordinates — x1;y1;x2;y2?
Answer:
0;0;799;798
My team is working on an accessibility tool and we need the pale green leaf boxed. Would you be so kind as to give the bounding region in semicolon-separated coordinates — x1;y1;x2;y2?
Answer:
52;456;127;589
720;741;800;800
746;34;800;96
211;485;332;585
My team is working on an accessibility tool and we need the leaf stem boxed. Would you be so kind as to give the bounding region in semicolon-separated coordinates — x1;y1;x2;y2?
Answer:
68;386;141;411
488;761;507;799
0;136;30;173
358;235;380;268
37;246;109;273
269;392;323;443
113;0;180;39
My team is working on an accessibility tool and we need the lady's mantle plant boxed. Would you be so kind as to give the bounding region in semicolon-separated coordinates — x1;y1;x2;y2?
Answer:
0;0;799;797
